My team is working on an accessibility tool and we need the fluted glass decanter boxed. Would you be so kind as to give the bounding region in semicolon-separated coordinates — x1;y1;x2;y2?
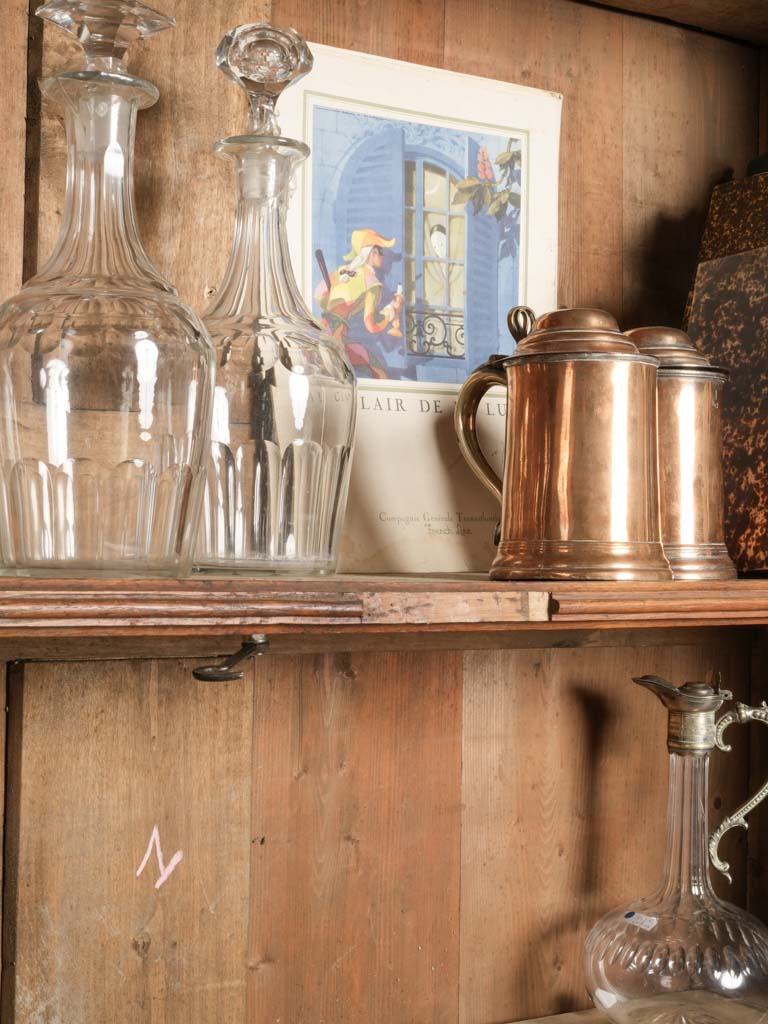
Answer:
0;0;214;576
585;674;768;1024
195;23;356;574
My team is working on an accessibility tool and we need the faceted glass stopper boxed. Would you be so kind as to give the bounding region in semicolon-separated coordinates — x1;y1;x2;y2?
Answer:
216;23;313;136
36;0;174;72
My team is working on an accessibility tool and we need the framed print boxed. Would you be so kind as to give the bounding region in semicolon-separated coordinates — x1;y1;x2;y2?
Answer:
280;45;562;572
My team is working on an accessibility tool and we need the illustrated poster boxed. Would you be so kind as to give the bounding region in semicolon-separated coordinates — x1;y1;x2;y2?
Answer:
280;45;562;572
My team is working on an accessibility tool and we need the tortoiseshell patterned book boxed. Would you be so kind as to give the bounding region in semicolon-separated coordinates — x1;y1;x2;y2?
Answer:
686;170;768;573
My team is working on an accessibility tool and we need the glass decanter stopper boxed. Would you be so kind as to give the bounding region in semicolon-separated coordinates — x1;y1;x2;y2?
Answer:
585;674;768;1024
195;23;356;574
0;1;214;576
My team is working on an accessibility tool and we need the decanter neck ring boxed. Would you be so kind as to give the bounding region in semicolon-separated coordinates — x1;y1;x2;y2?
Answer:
41;69;159;109
215;136;308;201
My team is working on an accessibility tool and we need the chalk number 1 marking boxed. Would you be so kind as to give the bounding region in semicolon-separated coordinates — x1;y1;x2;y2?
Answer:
136;825;183;889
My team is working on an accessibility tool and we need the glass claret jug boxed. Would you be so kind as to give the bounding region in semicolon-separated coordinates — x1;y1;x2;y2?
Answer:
0;0;214;576
195;23;356;574
585;674;768;1023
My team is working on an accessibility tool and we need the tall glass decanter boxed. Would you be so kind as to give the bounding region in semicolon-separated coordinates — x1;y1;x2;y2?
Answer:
0;0;214;576
195;23;356;574
585;674;768;1024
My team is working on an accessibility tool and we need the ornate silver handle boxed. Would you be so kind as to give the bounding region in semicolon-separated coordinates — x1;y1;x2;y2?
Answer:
709;701;768;883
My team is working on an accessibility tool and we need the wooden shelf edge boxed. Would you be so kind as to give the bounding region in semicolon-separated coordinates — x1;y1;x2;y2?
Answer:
512;1011;604;1024
549;579;768;627
0;575;550;635
0;577;766;647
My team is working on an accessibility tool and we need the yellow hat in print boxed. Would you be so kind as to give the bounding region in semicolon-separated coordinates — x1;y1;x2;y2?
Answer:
343;228;396;261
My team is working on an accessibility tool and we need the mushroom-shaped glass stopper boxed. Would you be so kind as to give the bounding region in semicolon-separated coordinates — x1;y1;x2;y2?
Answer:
36;0;174;72
216;22;313;136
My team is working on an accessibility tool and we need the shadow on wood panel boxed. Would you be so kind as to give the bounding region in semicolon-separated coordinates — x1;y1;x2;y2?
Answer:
21;2;44;285
622;168;735;330
458;643;752;1023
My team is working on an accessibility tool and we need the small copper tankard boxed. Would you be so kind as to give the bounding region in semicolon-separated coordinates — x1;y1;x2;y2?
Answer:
626;326;736;580
454;307;672;580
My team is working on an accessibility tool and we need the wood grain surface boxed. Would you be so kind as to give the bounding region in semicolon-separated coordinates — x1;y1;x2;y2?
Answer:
519;1012;604;1024
0;0;29;297
0;578;768;656
444;0;625;316
3;641;753;1023
0;575;550;642
0;623;751;665
247;651;462;1023
6;2;766;1023
620;18;760;327
570;0;768;45
459;641;751;1022
0;0;26;979
27;0;762;331
5;659;253;1024
35;0;270;304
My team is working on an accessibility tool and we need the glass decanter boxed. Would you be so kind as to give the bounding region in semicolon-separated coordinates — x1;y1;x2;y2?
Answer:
195;23;356;574
0;0;214;576
585;674;768;1024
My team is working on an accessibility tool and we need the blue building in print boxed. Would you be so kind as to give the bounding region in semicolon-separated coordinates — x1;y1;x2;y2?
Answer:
311;106;522;384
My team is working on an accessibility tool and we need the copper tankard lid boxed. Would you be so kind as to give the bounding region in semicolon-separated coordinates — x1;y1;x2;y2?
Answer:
626;326;727;375
511;307;640;356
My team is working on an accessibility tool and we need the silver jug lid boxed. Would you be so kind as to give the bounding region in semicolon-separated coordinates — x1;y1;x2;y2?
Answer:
626;326;727;374
513;308;640;356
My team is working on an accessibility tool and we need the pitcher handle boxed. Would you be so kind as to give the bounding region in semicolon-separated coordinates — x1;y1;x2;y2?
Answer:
709;701;768;883
454;358;507;505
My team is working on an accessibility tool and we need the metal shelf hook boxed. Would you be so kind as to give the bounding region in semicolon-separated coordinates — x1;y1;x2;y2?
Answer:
192;634;269;681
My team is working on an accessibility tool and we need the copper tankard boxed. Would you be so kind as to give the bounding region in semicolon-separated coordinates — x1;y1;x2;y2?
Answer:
626;326;736;580
454;307;672;580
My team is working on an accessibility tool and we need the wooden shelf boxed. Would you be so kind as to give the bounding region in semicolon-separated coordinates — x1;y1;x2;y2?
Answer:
516;1012;604;1024
570;0;768;44
0;574;547;639
0;575;766;659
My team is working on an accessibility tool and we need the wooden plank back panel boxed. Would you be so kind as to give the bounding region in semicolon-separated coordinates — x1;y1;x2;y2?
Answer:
459;641;751;1022
442;0;759;326
29;0;760;329
272;0;446;66
572;0;768;46
0;0;29;297
3;640;754;1023
0;666;13;1019
247;651;463;1023
621;20;760;327
444;0;625;315
6;660;253;1023
35;0;271;309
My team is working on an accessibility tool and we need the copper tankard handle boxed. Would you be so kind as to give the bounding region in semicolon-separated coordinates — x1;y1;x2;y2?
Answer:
454;305;535;505
454;359;507;505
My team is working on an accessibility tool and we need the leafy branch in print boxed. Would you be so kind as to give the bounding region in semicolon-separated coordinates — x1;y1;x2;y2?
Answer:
452;138;522;259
